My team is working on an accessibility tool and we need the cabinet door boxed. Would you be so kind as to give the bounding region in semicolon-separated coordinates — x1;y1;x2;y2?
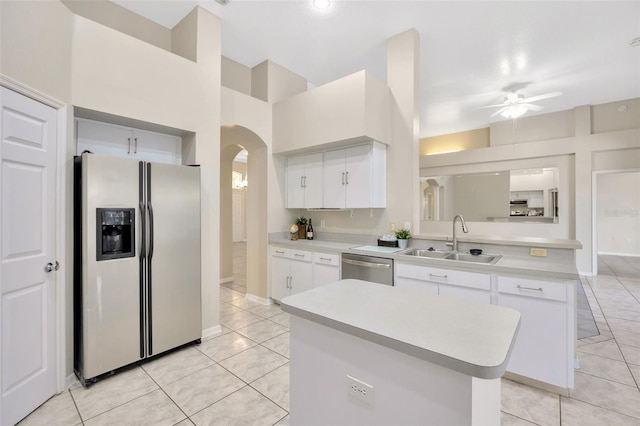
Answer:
439;285;490;304
289;259;313;295
395;277;438;294
133;129;182;165
76;118;132;158
323;149;346;208
304;153;324;208
286;156;306;208
498;293;567;388
344;144;372;208
271;253;290;300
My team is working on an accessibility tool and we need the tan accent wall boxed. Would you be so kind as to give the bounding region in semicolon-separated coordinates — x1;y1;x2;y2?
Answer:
420;128;489;156
172;8;198;62
251;60;307;104
592;98;640;134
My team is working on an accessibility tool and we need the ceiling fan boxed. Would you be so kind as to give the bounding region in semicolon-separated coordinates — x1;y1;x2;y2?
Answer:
482;91;562;119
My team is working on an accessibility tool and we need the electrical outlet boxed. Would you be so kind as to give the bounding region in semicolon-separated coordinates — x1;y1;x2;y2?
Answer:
530;247;547;257
404;222;411;230
347;375;374;405
320;219;326;228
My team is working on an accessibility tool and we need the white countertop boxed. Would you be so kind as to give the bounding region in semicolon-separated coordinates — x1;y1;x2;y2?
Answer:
269;235;580;280
281;279;521;379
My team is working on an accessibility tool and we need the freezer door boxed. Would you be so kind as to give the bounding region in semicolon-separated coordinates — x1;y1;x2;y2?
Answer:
147;163;201;355
80;154;142;380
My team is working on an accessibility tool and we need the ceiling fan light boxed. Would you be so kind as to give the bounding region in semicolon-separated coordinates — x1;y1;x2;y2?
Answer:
501;105;527;119
313;0;331;9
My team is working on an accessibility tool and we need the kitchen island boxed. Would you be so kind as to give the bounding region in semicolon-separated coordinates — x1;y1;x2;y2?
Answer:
281;279;521;426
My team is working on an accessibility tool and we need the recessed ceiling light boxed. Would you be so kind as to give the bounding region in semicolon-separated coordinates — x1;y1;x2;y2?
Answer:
630;37;640;47
313;0;331;10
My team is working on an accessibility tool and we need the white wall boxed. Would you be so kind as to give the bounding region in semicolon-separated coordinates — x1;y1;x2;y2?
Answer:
2;2;223;378
420;103;640;274
596;172;640;256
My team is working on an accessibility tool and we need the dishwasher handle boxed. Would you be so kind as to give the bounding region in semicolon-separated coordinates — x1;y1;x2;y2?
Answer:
342;258;391;269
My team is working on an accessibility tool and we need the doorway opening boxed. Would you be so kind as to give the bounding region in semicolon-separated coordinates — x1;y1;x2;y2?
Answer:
220;126;269;302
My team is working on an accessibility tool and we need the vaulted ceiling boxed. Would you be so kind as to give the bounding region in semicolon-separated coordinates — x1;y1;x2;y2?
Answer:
114;1;640;138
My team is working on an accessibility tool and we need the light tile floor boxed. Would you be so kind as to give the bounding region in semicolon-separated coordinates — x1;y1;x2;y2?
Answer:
19;254;640;425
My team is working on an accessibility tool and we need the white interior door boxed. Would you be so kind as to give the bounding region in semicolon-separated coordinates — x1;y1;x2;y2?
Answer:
1;87;58;425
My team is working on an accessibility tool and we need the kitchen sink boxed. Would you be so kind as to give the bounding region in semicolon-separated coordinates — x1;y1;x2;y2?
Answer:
403;249;502;264
445;252;502;264
405;249;452;259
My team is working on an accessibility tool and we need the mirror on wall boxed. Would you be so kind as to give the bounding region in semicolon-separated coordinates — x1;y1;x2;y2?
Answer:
420;168;559;223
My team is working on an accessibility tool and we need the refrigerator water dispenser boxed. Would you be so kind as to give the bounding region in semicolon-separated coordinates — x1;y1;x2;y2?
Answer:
96;208;134;260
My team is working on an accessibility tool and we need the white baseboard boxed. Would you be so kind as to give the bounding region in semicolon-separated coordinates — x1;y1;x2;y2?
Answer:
245;293;273;305
220;276;234;284
66;374;78;390
598;251;640;257
202;325;223;339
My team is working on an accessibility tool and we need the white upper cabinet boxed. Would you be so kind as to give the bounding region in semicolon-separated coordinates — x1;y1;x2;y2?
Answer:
323;143;386;209
76;118;182;165
286;153;323;208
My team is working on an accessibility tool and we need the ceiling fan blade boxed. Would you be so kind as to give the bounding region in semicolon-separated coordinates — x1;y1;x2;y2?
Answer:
490;107;508;117
521;103;544;111
479;103;508;109
521;91;562;104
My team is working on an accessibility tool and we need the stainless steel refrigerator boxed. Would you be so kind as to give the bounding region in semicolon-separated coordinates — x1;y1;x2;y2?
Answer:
74;153;201;386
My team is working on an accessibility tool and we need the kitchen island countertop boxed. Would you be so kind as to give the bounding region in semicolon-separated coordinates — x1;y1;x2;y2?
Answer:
281;279;521;380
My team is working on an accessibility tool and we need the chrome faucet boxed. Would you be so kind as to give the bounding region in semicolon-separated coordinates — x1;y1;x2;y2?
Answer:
452;214;468;252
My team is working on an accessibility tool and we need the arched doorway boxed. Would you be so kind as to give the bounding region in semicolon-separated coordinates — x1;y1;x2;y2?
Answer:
220;125;269;301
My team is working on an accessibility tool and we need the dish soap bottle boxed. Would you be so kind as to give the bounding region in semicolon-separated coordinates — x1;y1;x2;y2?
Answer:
307;219;314;240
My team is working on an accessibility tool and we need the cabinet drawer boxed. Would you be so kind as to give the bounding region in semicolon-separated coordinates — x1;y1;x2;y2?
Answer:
290;249;312;262
270;246;289;258
395;263;490;290
498;276;567;302
313;252;340;267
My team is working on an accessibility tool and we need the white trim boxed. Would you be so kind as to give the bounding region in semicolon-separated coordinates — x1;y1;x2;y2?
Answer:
65;374;78;391
597;251;640;257
245;293;273;305
219;276;234;284
202;325;223;340
55;105;68;393
0;75;65;109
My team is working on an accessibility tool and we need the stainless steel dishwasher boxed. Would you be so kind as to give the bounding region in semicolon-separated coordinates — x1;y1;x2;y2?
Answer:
341;253;394;286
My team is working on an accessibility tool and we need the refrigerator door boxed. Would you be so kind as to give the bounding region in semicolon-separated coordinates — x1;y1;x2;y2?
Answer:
147;163;201;356
80;154;142;380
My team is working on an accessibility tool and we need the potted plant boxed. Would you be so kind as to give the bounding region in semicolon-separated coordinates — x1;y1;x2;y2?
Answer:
295;216;308;240
394;228;412;249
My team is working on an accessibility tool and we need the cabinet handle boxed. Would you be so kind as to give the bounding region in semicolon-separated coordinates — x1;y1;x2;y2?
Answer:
345;171;349;185
341;172;345;185
517;285;543;292
300;176;304;188
127;137;131;154
275;250;285;254
134;137;138;154
294;253;305;258
287;276;292;289
428;273;448;279
319;257;332;261
303;176;307;188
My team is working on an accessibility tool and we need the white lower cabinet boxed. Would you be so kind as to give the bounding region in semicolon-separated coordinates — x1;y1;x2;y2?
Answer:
497;275;572;389
395;262;490;303
395;262;574;390
312;252;340;287
270;247;313;300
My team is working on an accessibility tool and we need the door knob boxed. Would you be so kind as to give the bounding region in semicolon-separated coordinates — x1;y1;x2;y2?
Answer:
44;261;59;272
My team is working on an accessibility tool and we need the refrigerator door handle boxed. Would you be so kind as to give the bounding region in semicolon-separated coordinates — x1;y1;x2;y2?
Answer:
147;163;154;356
139;162;147;359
